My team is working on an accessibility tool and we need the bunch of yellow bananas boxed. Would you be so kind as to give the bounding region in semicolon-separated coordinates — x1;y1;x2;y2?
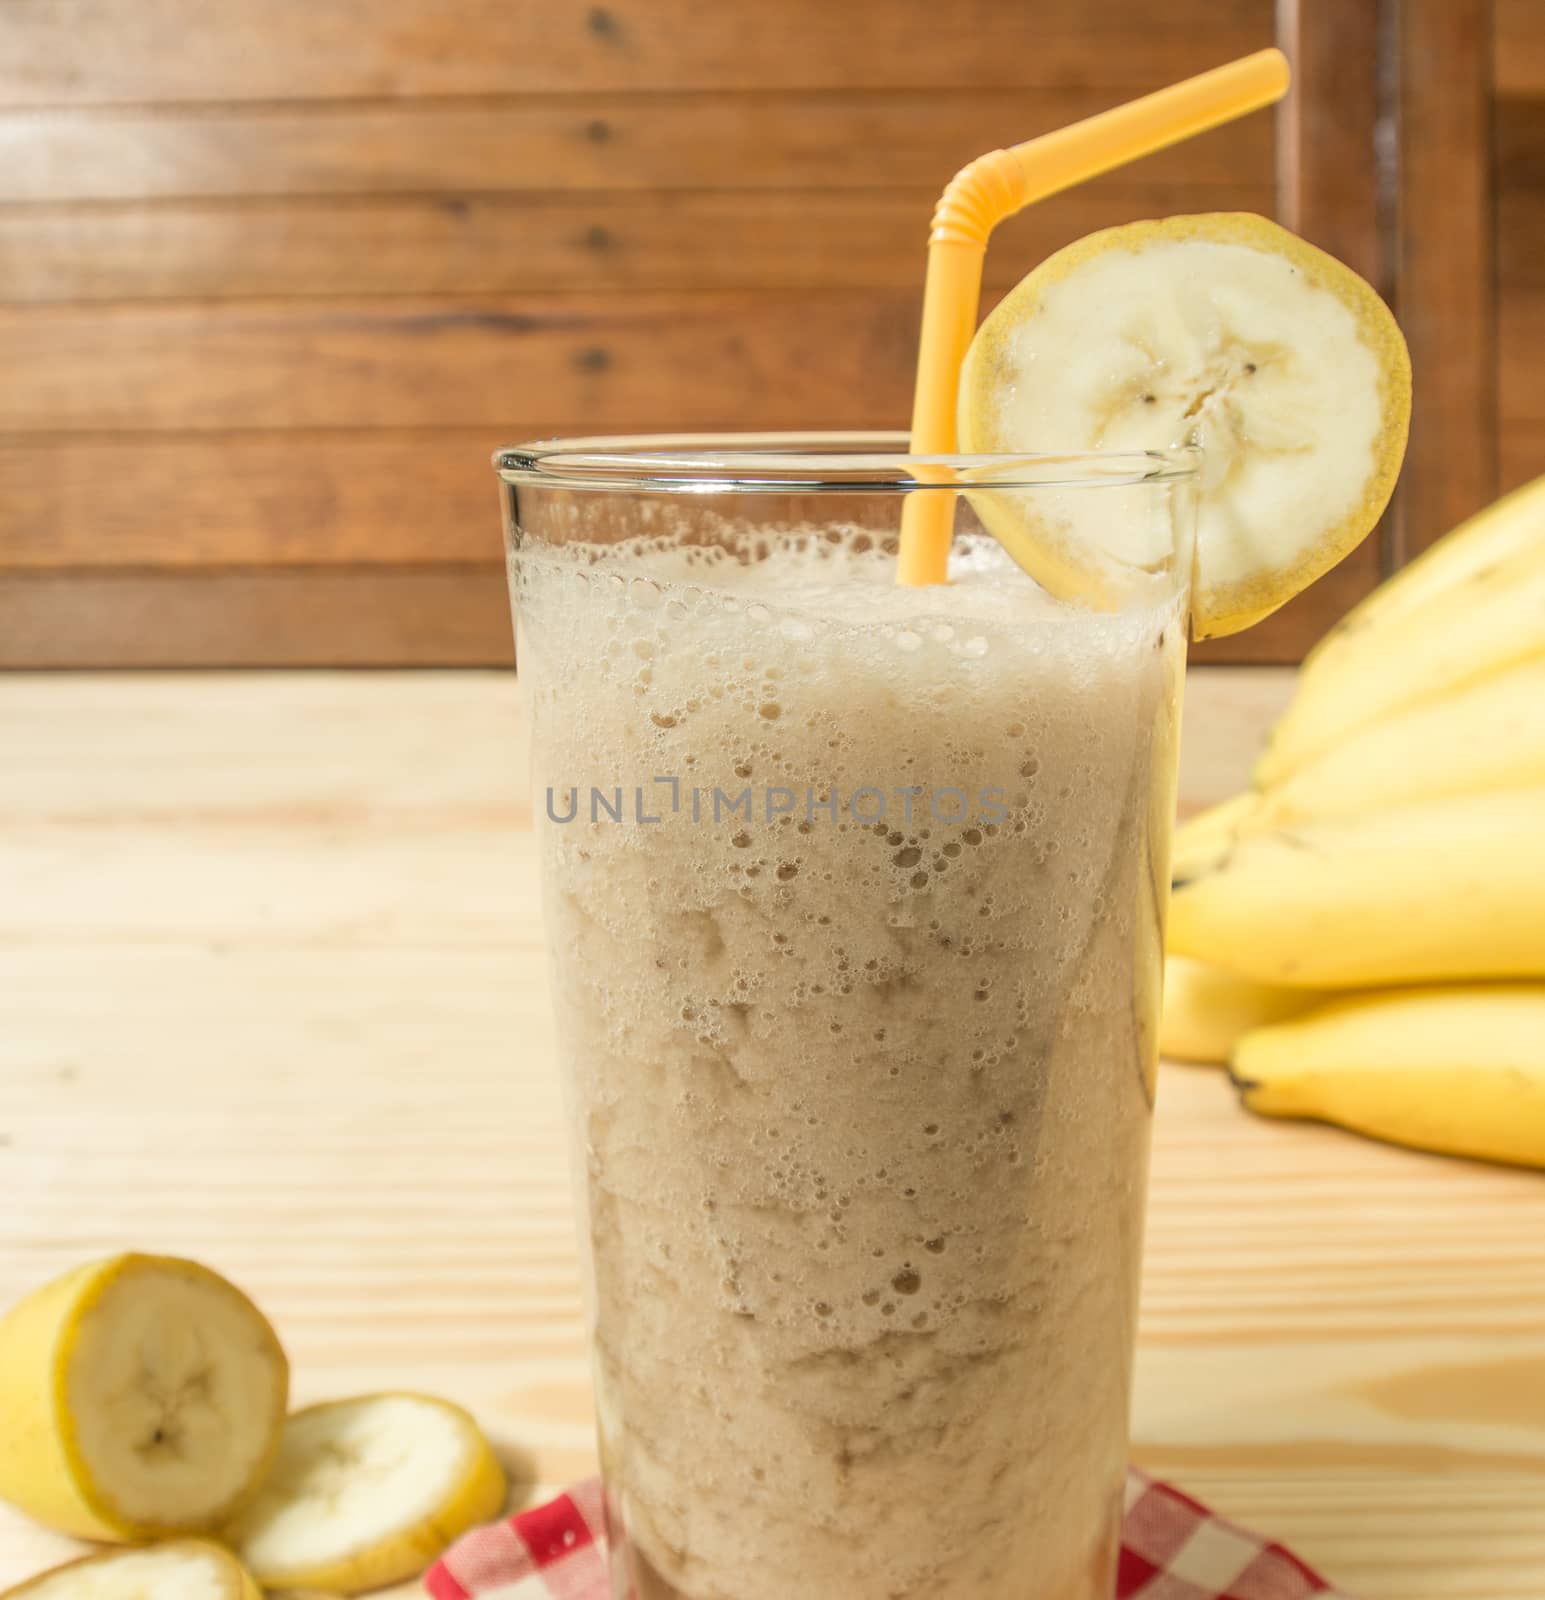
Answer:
1162;476;1545;1169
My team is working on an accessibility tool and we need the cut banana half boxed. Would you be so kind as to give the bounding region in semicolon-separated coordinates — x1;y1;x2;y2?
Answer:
958;213;1411;638
0;1539;260;1599
0;1254;288;1541
225;1393;507;1595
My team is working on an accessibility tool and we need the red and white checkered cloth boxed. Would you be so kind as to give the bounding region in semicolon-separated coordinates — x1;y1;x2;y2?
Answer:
426;1468;1349;1600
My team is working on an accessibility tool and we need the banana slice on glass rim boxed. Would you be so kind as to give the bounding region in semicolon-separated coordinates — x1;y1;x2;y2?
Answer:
957;213;1411;639
225;1393;507;1596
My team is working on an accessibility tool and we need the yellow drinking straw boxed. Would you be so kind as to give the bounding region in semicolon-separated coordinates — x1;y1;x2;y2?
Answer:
897;48;1292;587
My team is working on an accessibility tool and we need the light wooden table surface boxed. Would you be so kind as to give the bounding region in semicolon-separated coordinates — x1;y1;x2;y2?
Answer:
2;669;1543;1599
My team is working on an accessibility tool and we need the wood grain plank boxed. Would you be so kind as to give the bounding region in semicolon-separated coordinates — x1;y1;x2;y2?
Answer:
0;92;1275;203
0;568;513;667
0;558;1367;673
1395;0;1497;559
0;292;929;432
0;185;1275;302
3;667;1545;1598
1500;292;1545;423
1494;95;1545;197
1500;115;1545;505
0;0;1275;106
1276;0;1386;288
0;410;1354;667
1498;187;1545;290
1268;0;1386;624
0;431;510;568
1493;0;1545;96
1500;422;1545;493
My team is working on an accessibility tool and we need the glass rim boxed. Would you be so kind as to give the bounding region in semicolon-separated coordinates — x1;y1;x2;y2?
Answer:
494;432;1201;494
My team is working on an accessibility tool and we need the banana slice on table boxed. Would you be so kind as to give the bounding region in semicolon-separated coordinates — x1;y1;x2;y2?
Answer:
0;1254;288;1541
225;1393;507;1595
958;213;1411;638
0;1540;260;1598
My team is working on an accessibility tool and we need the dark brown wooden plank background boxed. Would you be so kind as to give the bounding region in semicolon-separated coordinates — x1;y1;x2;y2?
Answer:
0;0;1528;666
1497;0;1545;496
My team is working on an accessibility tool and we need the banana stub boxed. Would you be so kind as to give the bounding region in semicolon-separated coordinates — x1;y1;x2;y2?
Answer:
0;1254;289;1542
958;213;1411;639
0;1539;261;1599
225;1393;507;1595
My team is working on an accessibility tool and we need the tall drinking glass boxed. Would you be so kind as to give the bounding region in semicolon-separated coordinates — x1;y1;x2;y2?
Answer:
495;435;1197;1600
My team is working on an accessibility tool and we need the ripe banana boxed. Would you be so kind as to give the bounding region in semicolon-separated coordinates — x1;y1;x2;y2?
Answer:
1256;538;1545;786
1232;985;1545;1169
0;1254;288;1541
0;1540;261;1599
1171;793;1264;881
226;1393;506;1594
1250;655;1545;828
1302;470;1545;676
1160;954;1327;1064
1168;787;1545;987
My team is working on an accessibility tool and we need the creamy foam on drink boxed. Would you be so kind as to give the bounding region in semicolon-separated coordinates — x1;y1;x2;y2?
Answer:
514;524;1182;1600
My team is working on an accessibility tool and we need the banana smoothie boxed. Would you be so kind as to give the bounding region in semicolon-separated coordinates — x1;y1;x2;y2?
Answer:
512;522;1184;1600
